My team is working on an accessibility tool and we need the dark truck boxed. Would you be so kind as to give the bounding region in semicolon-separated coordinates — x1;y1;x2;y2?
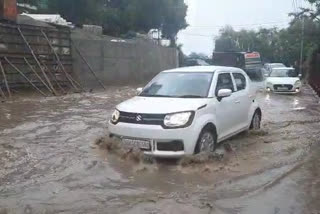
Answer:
212;52;263;79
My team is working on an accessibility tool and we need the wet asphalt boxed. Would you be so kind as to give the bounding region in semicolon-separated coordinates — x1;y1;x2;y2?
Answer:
0;83;319;214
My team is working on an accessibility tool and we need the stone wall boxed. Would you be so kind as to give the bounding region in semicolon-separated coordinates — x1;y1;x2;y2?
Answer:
71;32;178;88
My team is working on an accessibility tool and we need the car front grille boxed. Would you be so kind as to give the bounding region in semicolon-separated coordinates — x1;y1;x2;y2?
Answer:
157;141;184;152
273;84;293;91
118;111;165;125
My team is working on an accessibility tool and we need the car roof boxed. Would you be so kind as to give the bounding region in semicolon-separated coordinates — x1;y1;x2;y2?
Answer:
265;63;284;66
272;67;294;70
162;66;242;73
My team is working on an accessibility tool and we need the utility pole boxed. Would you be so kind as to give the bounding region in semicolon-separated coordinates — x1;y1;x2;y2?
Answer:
158;28;161;45
299;16;305;76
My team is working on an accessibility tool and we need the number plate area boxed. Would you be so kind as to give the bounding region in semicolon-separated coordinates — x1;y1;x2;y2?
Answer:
121;138;151;150
277;87;288;90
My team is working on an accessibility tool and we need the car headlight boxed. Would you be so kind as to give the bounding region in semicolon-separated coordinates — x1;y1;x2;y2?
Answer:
294;80;302;87
111;109;120;124
163;111;194;128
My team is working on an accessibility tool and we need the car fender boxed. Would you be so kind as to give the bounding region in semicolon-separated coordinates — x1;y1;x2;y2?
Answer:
248;101;261;124
190;110;218;148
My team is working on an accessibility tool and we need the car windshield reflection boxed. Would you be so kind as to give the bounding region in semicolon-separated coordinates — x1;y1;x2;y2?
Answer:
269;69;298;77
139;72;213;98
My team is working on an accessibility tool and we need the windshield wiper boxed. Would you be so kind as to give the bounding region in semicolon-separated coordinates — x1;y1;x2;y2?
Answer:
139;94;173;98
178;95;205;98
140;94;205;98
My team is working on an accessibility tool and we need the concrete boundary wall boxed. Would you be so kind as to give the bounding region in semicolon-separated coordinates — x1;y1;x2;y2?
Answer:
72;35;178;88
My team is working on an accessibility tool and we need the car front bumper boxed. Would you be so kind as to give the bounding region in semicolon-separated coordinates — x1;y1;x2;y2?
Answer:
108;122;199;158
273;90;300;94
266;85;301;94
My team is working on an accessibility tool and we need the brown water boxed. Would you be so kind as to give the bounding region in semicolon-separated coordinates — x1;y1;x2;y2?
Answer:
0;84;319;214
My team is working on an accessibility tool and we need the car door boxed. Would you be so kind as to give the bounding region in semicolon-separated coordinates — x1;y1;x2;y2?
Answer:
214;72;239;140
232;72;251;129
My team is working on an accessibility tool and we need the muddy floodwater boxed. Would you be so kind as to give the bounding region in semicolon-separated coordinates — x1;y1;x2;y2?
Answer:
0;84;320;214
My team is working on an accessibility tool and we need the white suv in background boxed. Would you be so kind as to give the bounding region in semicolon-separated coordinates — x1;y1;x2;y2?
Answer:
108;66;262;158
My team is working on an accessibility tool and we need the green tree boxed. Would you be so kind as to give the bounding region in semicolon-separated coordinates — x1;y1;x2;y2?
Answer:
213;22;320;66
45;0;103;26
31;0;187;44
17;0;39;5
214;26;239;52
103;0;188;44
295;0;320;20
161;0;188;46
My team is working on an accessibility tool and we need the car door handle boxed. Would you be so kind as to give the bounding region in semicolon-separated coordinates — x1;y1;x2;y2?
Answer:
235;100;241;104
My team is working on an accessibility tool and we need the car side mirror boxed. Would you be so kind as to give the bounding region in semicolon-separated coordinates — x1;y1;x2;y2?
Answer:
217;89;232;101
298;74;302;78
264;73;269;77
136;87;143;95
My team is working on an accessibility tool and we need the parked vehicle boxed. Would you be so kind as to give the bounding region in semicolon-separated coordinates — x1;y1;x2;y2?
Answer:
108;66;262;158
265;67;301;94
212;52;263;79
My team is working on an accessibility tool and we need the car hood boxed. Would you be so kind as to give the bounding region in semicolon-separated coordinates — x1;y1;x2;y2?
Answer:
116;96;209;114
266;77;300;85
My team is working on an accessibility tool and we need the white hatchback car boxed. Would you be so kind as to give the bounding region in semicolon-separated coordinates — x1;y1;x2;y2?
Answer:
108;66;262;158
265;67;302;94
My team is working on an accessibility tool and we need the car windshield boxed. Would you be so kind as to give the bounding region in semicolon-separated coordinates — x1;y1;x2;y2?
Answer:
270;69;298;77
270;64;285;68
139;72;213;98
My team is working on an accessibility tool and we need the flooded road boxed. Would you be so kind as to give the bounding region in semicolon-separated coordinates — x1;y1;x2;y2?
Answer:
0;84;319;214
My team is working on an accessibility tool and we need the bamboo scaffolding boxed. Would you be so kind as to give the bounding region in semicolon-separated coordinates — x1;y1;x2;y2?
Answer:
0;60;11;98
17;27;57;96
24;57;54;94
41;30;84;92
5;57;47;97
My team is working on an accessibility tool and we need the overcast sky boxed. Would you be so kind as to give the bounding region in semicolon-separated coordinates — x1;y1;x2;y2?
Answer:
178;0;310;55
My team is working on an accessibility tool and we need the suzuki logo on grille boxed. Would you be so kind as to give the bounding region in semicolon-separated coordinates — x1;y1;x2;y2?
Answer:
136;115;143;122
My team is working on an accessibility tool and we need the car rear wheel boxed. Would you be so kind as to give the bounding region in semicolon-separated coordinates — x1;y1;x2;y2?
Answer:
250;111;261;130
195;129;217;154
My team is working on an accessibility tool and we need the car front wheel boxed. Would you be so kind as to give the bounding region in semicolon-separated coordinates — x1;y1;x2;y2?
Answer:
195;129;217;154
250;111;261;130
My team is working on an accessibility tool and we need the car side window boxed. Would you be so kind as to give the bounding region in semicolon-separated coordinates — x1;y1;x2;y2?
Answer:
215;73;235;96
233;73;247;91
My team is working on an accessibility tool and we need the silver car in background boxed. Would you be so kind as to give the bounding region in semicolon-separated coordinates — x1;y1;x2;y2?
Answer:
263;63;286;76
